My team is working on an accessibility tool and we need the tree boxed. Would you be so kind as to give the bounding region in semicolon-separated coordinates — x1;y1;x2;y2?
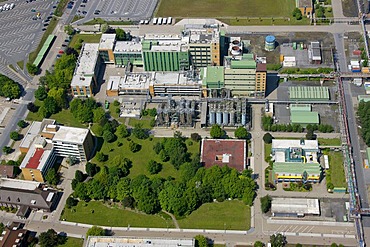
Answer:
64;25;74;35
235;126;249;139
101;23;110;33
86;225;105;237
147;160;162;174
103;130;115;143
38;229;66;247
86;162;99;177
270;233;287;247
75;170;85;182
0;75;21;99
132;124;149;139
292;8;302;20
47;88;67;109
305;128;315;140
263;132;273;144
153;142;163;154
115;28;126;41
129;141;141;152
10;131;19;141
43;96;59;115
316;6;325;18
122;196;135;208
17;120;27;128
254;241;264;247
93;107;106;123
190;133;201;142
116;124;130;138
35;86;48;101
45;168;59;185
27;102;39;113
26;62;39;75
95;152;107;162
260;195;272;213
210;124;224;139
194;235;208;247
66;196;78;208
2;146;12;154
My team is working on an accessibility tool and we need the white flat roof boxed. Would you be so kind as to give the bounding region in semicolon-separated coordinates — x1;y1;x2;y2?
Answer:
19;121;42;149
272;139;319;150
86;236;194;247
0;178;40;191
99;34;116;50
114;41;142;53
52;126;89;144
144;33;182;41
74;43;99;77
271;198;320;215
153;72;201;85
107;76;120;91
120;73;151;90
71;75;93;87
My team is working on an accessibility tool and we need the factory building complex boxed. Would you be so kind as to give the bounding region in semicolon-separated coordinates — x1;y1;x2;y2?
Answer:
72;24;267;99
19;119;94;182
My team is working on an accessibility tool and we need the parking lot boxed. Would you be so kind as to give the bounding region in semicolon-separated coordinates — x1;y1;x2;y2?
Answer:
73;0;158;24
0;0;54;84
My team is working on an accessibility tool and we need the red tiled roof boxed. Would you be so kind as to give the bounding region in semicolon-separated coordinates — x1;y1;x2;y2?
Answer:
201;139;247;171
25;148;44;169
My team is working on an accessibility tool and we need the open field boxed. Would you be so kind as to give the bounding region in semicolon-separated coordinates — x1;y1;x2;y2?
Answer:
156;0;295;18
324;150;347;188
69;34;102;49
92;135;200;179
318;138;342;146
61;201;174;228
220;17;309;26
60;237;84;247
177;200;251;230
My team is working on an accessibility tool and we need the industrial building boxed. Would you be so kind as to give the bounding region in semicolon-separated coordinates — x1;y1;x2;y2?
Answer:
207;99;250;127
200;66;225;97
85;236;194;247
156;98;197;127
289;86;330;101
71;43;101;97
290;104;320;127
200;139;247;171
271;139;322;183
113;39;143;67
20;119;94;182
309;41;322;64
0;178;58;218
271;198;320;217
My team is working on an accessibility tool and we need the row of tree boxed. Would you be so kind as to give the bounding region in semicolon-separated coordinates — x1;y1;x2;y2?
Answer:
358;100;370;146
262;116;334;133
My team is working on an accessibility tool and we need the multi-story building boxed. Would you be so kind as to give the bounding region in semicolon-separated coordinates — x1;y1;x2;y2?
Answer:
98;33;116;63
71;43;101;97
200;66;224;97
113;40;143;67
255;63;267;97
20;119;94;182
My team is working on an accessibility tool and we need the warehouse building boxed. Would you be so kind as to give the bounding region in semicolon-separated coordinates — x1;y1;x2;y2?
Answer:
71;43;101;97
289;86;329;101
271;198;320;217
85;236;194;247
290;104;319;127
271;139;322;183
309;41;321;64
200;139;247;171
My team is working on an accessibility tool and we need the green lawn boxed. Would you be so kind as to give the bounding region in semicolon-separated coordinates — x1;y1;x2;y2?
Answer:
29;18;58;64
326;151;347;188
26;101;86;128
318;138;341;146
264;143;272;162
60;237;84;247
92;135;200;179
220;17;310;26
177;200;250;230
54;0;69;17
69;34;102;49
128;117;153;129
61;201;174;228
156;0;295;18
17;60;24;70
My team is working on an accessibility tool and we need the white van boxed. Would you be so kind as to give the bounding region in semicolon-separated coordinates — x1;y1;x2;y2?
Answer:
10;3;15;9
158;17;162;25
168;17;172;24
153;17;157;25
163;18;167;24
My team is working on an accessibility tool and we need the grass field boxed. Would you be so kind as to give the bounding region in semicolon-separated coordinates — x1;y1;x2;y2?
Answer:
318;138;342;146
92;135;200;179
29;17;58;64
69;34;102;49
128;117;153;129
61;201;174;228
177;200;250;230
156;0;295;18
264;143;272;162
325;150;347;188
60;237;84;247
220;17;310;26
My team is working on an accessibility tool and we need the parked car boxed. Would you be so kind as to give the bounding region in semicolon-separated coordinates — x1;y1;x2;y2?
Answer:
58;50;64;54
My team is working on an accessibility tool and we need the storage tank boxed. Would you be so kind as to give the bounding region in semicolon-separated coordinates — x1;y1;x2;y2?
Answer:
265;35;275;51
231;46;242;56
209;111;216;125
223;112;229;125
216;111;222;125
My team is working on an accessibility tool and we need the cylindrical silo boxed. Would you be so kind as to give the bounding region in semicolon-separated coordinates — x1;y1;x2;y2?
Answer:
265;35;276;51
216;111;222;125
223;112;229;125
241;114;247;126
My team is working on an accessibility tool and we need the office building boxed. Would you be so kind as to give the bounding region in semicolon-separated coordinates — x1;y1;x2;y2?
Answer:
71;43;101;97
113;40;143;67
98;34;116;63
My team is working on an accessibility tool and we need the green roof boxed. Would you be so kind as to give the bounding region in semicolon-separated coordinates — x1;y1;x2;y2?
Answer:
230;55;256;69
273;162;322;175
33;35;55;67
289;86;330;101
203;66;224;88
290;104;311;112
291;111;319;124
142;40;152;51
358;95;370;103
